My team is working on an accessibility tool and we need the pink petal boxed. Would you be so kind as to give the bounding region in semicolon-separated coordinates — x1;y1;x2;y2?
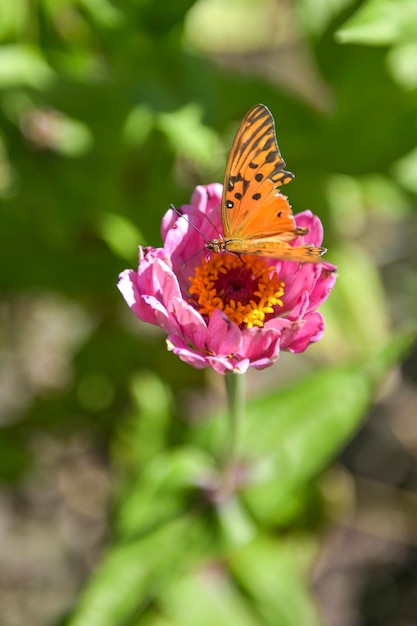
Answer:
263;318;297;355
191;183;222;213
207;309;242;356
141;294;176;334
152;258;183;310
166;334;209;369
118;269;158;325
294;210;324;246
137;247;172;297
284;312;325;353
308;266;338;310
161;206;178;241
280;263;321;314
285;290;310;321
164;213;190;257
171;297;208;349
206;355;251;375
240;326;281;365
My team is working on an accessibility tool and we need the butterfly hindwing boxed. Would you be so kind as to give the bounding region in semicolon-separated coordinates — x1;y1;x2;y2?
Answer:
222;104;296;239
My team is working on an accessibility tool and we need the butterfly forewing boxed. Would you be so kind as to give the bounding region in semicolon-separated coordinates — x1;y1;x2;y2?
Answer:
206;103;327;263
222;104;295;239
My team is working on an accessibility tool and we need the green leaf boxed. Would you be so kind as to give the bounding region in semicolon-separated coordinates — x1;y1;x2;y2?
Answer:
228;535;323;626
52;114;94;156
185;0;291;53
297;0;356;37
114;447;216;538
123;105;155;147
157;104;218;167
393;145;417;194
66;516;209;626
386;42;417;89
98;212;145;260
161;568;264;626
336;0;417;45
319;243;390;360
0;45;54;89
79;0;125;28
0;0;29;40
240;336;413;524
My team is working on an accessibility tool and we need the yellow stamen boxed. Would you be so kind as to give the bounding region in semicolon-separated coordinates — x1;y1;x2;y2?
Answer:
189;254;284;329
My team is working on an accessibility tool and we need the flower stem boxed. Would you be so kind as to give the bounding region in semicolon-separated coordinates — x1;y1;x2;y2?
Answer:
214;372;245;502
223;372;245;470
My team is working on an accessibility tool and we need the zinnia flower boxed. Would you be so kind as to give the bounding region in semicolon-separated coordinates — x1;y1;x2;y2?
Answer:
118;184;336;375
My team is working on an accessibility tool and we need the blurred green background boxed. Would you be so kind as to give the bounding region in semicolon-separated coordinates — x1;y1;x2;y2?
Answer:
1;0;417;625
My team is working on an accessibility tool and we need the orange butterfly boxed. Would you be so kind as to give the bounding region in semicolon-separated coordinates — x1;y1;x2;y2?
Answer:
206;104;326;263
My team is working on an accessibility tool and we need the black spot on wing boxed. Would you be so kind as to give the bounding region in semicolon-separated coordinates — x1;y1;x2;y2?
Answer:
233;172;250;195
265;150;278;163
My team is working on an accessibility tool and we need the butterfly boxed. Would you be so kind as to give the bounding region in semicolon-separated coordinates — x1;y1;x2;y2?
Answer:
206;104;326;263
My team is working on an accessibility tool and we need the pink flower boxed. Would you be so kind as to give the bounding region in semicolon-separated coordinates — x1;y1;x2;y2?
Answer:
118;184;337;375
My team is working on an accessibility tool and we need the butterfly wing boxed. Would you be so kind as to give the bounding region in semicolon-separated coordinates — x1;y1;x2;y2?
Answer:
222;104;300;241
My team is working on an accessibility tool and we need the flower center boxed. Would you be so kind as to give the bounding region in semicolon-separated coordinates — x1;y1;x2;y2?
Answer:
188;254;284;329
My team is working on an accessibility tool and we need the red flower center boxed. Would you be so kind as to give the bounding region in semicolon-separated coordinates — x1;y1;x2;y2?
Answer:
188;254;285;329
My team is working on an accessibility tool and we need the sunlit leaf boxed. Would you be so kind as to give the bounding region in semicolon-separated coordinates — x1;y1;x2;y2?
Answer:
392;145;417;194
123;105;154;146
114;447;216;537
157;104;218;167
229;535;322;626
80;0;125;28
161;568;263;626
19;107;93;155
112;371;172;468
98;212;145;260
185;0;286;53
240;335;412;524
297;0;356;37
386;42;417;89
321;243;390;359
67;516;210;626
0;0;29;40
336;0;417;45
0;45;55;88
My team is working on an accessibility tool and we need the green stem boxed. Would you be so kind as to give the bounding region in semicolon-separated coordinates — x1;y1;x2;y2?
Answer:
223;372;245;470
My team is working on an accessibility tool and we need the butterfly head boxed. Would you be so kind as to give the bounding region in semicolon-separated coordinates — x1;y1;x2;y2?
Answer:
205;238;227;254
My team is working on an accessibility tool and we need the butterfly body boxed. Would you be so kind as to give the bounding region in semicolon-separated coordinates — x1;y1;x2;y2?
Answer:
207;104;326;263
206;236;324;263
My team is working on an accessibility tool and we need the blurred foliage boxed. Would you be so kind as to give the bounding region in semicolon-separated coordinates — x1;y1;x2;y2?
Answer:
0;0;417;625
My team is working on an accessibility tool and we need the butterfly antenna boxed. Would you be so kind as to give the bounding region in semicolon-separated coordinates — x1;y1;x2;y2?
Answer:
202;211;221;237
180;247;207;269
169;205;209;269
170;204;211;243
